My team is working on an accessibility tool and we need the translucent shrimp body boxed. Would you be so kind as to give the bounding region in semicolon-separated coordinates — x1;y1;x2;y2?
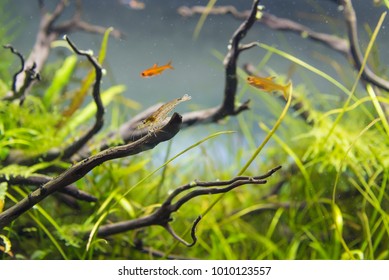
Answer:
138;94;191;133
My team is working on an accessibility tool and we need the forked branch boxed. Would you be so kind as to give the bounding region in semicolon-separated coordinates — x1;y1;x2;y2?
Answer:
96;166;282;247
2;45;41;104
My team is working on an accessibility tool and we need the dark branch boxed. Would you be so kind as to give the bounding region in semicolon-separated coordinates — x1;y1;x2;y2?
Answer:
0;174;97;202
18;63;41;105
217;0;259;116
2;45;40;104
3;44;25;93
178;5;250;20
178;5;349;56
163;216;202;247
74;101;248;162
340;0;389;91
0;113;183;229
70;103;165;161
261;12;350;55
60;35;105;160
54;20;123;40
96;166;281;240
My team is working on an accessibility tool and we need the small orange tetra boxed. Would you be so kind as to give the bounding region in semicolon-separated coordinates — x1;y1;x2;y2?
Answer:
140;61;174;78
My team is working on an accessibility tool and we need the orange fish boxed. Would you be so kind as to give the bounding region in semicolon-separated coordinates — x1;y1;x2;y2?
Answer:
247;75;292;100
140;61;174;77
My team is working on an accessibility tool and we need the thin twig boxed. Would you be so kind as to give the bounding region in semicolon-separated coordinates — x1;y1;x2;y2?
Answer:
163;216;201;247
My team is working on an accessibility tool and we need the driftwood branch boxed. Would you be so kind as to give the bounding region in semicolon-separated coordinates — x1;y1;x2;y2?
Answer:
60;35;105;160
2;45;41;104
0;113;183;229
177;5;349;56
340;0;389;91
96;166;282;246
217;0;259;116
0;174;97;202
3;45;25;94
178;5;249;20
70;103;165;161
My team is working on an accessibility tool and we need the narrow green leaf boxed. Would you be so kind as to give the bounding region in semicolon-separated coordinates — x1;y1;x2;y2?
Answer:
43;55;78;107
192;0;218;40
98;27;113;64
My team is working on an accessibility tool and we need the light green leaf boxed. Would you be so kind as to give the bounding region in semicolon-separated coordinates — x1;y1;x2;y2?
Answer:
43;55;78;107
